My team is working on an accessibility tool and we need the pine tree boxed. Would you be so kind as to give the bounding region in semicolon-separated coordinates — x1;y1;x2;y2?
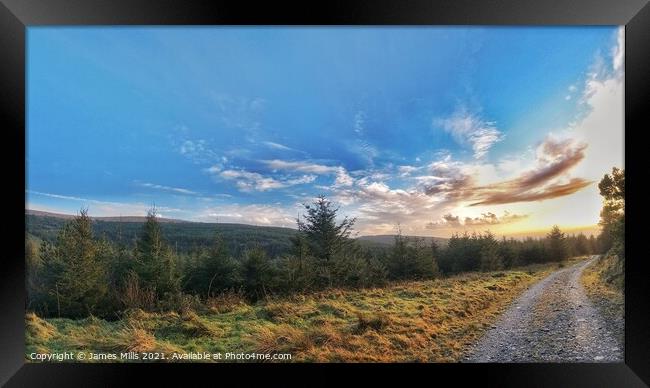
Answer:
240;246;275;300
134;207;180;297
297;195;356;263
388;228;410;279
479;231;503;271
547;225;567;262
46;209;108;317
186;230;239;298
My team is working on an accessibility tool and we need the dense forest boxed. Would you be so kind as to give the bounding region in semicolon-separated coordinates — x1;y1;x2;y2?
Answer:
26;214;299;258
25;213;417;259
25;168;624;320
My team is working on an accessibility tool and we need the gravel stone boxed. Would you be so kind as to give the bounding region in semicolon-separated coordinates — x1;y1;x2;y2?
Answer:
465;256;623;362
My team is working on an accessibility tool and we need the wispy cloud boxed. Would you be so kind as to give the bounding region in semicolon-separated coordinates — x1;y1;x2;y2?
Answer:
136;181;198;195
212;93;266;133
398;165;420;177
470;178;591;206
263;160;340;174
262;141;294;151
354;110;366;135
435;106;504;159
167;125;221;165
286;175;318;185
198;203;298;227
263;159;356;188
334;168;355;187
612;27;624;73
26;190;182;216
346;140;379;167
217;169;316;192
416;136;591;206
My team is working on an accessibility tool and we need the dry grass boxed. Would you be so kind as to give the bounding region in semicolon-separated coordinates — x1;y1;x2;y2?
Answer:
27;264;554;362
353;312;390;334
581;255;624;318
112;322;157;353
250;321;343;358
26;312;57;342
179;310;221;337
206;291;247;314
25;312;183;361
123;308;153;321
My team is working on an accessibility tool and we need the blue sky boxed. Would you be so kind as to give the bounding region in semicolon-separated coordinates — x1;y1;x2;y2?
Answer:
26;26;624;236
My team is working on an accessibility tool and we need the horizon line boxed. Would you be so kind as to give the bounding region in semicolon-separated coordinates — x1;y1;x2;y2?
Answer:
25;206;601;239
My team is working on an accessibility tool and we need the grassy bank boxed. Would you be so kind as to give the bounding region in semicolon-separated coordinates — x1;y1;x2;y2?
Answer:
27;264;556;363
581;254;624;312
581;255;624;346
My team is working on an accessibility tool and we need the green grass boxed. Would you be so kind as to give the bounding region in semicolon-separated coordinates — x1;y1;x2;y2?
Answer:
26;264;555;363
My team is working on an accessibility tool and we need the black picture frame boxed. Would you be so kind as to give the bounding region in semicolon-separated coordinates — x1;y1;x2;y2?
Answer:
2;0;648;386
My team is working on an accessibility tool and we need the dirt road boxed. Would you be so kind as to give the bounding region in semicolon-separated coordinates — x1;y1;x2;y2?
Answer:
465;256;623;362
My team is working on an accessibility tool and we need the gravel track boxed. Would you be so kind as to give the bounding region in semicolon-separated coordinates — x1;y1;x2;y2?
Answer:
465;256;623;362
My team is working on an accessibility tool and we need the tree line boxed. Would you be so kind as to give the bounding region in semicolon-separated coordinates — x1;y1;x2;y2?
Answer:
26;168;622;319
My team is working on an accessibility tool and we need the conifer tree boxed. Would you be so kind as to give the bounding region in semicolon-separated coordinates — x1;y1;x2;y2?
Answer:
547;225;567;262
297;195;356;263
186;229;239;298
42;209;108;317
134;207;180;296
240;246;275;300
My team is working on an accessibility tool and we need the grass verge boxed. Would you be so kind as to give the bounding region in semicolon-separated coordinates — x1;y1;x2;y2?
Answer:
581;255;624;346
26;264;556;362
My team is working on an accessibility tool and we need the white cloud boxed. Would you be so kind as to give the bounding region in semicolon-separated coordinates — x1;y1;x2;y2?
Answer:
217;169;316;192
219;169;286;192
177;139;219;164
198;203;299;227
612;26;624;73
262;141;293;151
334;167;355;187
136;182;197;195
569;77;624;183
205;165;223;174
435;106;504;159
287;175;318;185
398;165;419;177
263;159;340;174
568;28;624;182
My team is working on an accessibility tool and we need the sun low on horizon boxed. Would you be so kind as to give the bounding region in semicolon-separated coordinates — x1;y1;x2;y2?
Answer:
26;26;624;238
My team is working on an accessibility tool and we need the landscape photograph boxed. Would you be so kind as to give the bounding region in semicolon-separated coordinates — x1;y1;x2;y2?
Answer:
25;26;624;362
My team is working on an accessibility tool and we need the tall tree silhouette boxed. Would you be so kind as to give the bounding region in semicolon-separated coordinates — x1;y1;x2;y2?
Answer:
296;195;356;263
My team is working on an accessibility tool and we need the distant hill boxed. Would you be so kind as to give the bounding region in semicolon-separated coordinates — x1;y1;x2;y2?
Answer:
26;210;298;258
357;234;448;247
26;209;190;223
25;210;447;257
